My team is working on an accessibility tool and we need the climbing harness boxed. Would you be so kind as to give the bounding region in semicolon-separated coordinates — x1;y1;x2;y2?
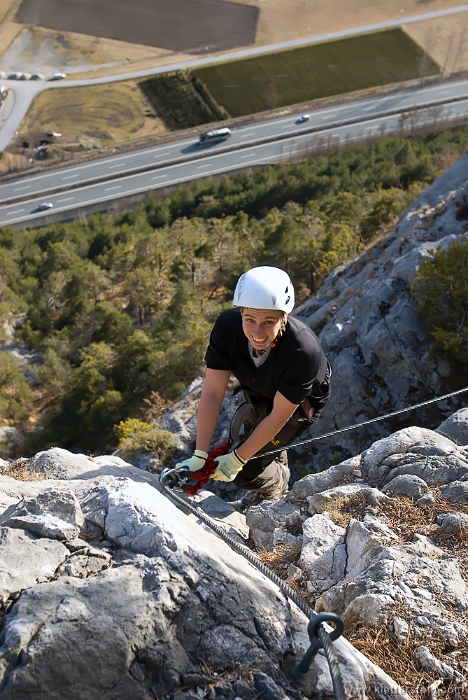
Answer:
160;384;468;696
160;467;346;696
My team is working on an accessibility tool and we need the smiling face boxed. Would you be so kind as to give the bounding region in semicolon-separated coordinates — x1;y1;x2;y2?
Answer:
241;307;286;352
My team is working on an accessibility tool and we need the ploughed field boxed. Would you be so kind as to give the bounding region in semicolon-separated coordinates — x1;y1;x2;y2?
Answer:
14;0;259;54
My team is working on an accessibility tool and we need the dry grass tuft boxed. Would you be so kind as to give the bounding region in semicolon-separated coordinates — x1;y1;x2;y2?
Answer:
0;458;45;481
379;491;466;540
325;491;368;527
257;544;300;579
346;614;468;700
379;491;468;584
252;489;468;698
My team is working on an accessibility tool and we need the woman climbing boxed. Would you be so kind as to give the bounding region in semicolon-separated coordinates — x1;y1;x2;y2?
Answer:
175;266;331;505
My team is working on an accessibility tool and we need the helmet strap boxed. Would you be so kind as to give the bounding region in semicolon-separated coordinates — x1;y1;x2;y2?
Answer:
271;317;287;348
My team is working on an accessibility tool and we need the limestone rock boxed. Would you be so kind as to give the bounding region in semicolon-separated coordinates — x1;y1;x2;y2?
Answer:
307;483;391;515
246;500;304;551
440;480;468;505
298;514;346;593
0;527;69;606
436;408;468;445
435;512;468;535
382;474;428;498
0;487;84;541
294;151;468;466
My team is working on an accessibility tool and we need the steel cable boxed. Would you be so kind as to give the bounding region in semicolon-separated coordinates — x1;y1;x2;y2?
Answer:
161;476;348;696
159;384;468;696
317;625;347;700
260;385;468;458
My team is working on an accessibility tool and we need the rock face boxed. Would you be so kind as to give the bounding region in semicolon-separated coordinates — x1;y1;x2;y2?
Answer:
153;155;468;474
293;152;468;467
0;448;382;700
1;411;466;698
248;419;467;695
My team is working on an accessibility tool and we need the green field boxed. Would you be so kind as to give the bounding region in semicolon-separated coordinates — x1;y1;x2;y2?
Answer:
194;28;440;118
140;72;227;130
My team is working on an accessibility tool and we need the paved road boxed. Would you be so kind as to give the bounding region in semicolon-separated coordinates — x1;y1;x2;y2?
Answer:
2;85;468;226
1;77;468;206
1;2;468;151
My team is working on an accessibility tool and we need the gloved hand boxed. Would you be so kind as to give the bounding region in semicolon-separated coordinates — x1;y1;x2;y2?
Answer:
175;449;208;472
212;450;246;482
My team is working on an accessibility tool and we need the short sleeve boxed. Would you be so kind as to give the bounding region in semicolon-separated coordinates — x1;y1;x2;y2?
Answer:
204;309;240;370
277;348;321;404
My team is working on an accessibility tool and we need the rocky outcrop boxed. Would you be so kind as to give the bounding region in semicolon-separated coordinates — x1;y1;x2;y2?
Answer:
0;410;466;699
153;155;468;475
294;152;468;466
245;419;467;696
0;448;385;700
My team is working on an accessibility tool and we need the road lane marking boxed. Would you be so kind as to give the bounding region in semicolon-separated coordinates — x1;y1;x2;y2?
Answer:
13;185;31;191
56;197;74;203
108;163;125;169
152;174;168;180
8;209;25;215
196;163;212;168
104;185;121;191
240;153;256;158
62;173;79;180
239;131;256;137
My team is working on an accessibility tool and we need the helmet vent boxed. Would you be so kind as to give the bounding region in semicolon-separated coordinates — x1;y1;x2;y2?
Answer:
271;294;277;306
236;274;246;299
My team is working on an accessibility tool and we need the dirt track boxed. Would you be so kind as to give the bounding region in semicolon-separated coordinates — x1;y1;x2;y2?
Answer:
14;0;259;54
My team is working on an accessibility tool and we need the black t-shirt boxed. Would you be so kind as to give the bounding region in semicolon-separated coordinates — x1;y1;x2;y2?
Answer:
205;308;329;405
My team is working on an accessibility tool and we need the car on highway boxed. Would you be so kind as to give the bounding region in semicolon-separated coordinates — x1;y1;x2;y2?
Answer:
51;72;67;80
199;127;232;144
38;202;54;211
296;114;310;124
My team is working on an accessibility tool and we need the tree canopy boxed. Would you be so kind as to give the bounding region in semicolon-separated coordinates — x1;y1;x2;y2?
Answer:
2;127;468;454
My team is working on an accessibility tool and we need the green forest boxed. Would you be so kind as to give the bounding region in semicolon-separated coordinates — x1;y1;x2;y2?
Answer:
1;127;468;456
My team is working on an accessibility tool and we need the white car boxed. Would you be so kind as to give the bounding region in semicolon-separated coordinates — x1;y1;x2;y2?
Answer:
51;72;67;80
38;202;53;211
296;114;310;124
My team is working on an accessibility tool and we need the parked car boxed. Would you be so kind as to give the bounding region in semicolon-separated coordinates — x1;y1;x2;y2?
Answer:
51;72;67;80
296;114;310;124
38;202;53;211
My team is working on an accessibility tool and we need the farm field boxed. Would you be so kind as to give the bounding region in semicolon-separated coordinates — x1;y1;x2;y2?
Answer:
14;0;259;54
15;81;166;151
1;0;468;81
194;28;441;118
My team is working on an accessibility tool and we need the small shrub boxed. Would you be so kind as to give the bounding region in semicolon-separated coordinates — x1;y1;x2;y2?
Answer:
412;235;468;366
116;418;176;464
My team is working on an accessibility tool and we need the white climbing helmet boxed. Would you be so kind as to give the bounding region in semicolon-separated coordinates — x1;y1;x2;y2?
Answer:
233;266;295;313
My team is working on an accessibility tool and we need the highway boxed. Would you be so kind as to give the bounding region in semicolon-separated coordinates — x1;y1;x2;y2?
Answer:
1;77;468;226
